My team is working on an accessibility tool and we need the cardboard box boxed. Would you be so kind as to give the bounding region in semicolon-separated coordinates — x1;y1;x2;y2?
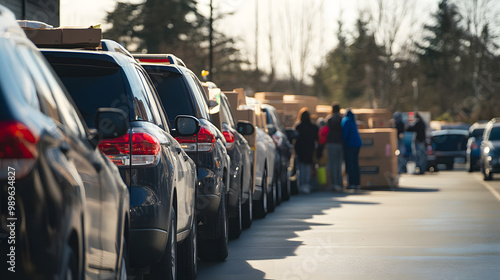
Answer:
209;106;223;131
255;92;285;101
233;88;247;106
23;27;102;48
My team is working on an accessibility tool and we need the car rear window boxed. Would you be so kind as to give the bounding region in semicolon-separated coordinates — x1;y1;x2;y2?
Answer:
50;64;130;128
432;134;468;151
489;126;500;141
143;68;196;125
471;128;485;139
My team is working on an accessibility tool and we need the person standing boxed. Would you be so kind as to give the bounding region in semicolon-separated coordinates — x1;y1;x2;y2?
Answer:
392;112;407;173
325;103;344;191
294;108;319;194
341;108;362;189
406;112;427;174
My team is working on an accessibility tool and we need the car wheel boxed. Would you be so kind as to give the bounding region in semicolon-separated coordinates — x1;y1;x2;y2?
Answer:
242;180;253;229
147;207;177;280
64;245;79;280
198;187;228;261
229;186;243;240
178;212;197;280
267;175;277;213
446;162;453;170
253;168;268;219
276;173;282;206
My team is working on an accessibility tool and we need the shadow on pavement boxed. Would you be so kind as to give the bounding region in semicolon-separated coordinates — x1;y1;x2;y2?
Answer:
197;191;379;280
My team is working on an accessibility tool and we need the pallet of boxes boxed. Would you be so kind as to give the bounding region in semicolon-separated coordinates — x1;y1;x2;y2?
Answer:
351;109;399;189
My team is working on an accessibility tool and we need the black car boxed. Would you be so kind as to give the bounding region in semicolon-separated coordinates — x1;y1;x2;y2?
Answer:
138;54;231;261
0;7;129;279
42;43;200;279
261;104;293;202
480;119;500;181
209;91;255;238
430;129;469;170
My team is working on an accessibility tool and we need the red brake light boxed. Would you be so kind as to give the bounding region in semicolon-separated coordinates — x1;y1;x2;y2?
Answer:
0;121;38;159
223;130;235;150
471;143;478;150
176;125;215;152
98;131;161;166
0;121;38;179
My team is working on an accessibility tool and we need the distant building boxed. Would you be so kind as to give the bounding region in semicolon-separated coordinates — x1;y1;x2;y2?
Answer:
2;0;60;27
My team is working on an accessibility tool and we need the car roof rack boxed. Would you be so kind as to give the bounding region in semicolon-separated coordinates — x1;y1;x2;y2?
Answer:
100;39;134;59
133;54;187;68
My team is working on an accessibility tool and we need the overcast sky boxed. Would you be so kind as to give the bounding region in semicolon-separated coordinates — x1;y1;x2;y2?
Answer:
60;0;438;79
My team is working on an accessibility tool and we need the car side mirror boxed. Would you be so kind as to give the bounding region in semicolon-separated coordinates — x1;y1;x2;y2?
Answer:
237;121;255;136
266;124;277;135
285;129;298;141
175;115;201;136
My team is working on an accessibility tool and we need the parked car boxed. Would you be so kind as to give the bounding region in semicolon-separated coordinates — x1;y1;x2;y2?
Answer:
261;104;293;202
208;90;255;237
467;122;487;172
0;7;129;279
137;54;231;261
42;43;200;279
430;129;469;170
245;98;278;215
480;119;500;181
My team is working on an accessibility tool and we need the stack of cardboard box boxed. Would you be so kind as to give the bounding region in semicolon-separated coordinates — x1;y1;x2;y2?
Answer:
358;128;399;188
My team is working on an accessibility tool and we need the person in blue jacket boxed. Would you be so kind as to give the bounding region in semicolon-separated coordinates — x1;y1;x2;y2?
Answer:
341;109;362;189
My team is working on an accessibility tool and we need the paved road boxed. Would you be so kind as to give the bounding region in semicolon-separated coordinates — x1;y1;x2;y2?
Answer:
198;170;500;280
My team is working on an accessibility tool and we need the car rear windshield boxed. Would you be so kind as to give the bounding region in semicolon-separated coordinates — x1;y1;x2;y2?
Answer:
50;64;130;128
489;126;500;141
471;128;485;139
432;134;468;151
143;68;195;124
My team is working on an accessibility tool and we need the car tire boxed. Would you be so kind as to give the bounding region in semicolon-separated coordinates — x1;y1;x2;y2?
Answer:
147;207;177;280
198;188;228;261
229;186;243;240
178;213;197;280
64;244;79;280
267;176;277;213
253;168;268;219
242;181;253;229
281;168;291;201
446;162;453;170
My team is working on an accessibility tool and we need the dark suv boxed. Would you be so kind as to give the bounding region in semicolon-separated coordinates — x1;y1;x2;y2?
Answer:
138;54;231;261
261;104;293;202
209;90;255;237
42;42;200;279
1;7;129;279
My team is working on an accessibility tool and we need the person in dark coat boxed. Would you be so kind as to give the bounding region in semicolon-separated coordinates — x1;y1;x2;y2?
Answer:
393;112;407;173
325;103;344;191
341;109;362;189
406;112;427;174
294;108;319;194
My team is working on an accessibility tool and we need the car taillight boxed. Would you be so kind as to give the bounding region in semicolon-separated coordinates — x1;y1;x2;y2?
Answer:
0;121;38;179
471;143;478;150
176;126;215;152
98;130;161;166
223;130;235;150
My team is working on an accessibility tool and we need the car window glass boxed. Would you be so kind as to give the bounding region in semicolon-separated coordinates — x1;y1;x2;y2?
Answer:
432;134;468;151
471;128;485;139
0;41;39;113
489;126;500;141
186;72;210;119
221;98;236;128
51;62;130;128
143;67;196;125
135;67;163;127
28;50;87;137
15;46;60;122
